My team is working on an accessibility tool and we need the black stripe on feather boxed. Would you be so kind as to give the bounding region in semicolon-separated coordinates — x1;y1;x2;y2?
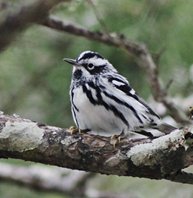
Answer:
109;77;159;119
78;52;104;61
82;82;129;127
103;91;143;124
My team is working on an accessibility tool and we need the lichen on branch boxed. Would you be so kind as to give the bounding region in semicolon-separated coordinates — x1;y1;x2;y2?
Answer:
0;113;193;184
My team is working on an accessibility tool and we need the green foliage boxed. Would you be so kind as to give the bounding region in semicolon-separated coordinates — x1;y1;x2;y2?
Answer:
0;0;193;197
1;0;193;125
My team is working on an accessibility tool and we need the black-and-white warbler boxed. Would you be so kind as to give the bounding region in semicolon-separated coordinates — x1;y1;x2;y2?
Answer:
64;51;174;137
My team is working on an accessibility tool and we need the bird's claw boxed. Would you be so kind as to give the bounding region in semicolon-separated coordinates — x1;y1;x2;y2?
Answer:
66;126;79;135
110;134;123;148
66;126;90;135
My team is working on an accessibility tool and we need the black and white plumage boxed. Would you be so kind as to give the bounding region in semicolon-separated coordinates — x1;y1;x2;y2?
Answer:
64;51;161;136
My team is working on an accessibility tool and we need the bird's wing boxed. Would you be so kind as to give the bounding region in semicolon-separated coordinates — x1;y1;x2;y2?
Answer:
107;74;160;120
108;75;138;99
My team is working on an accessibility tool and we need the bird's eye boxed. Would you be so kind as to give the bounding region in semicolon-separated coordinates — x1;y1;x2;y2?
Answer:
87;63;94;70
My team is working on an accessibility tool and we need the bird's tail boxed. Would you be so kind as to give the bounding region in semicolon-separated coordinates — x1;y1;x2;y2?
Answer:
154;122;177;134
133;122;177;139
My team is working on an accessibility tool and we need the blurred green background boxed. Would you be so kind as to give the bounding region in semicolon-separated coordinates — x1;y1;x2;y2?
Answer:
0;0;193;197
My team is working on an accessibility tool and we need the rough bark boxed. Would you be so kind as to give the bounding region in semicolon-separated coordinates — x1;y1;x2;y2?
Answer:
0;113;193;184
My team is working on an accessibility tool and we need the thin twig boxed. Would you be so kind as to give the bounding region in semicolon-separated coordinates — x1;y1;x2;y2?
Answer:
86;0;109;34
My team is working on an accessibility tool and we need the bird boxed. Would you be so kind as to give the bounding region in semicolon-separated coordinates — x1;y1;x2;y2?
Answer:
64;50;175;139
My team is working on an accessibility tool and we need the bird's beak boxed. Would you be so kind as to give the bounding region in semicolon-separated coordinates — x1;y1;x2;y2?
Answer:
63;58;77;65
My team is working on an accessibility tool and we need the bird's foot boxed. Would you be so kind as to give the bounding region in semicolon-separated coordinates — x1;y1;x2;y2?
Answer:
110;133;124;148
66;126;90;135
66;126;79;135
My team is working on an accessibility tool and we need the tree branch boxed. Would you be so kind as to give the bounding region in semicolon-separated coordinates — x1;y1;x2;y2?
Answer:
0;163;92;197
0;163;133;198
0;113;193;184
0;0;68;52
41;16;190;125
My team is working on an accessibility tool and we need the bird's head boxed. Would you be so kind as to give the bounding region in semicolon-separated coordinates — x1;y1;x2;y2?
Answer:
63;51;117;80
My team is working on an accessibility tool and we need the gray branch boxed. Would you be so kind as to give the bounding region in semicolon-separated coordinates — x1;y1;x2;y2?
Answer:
0;163;134;198
0;113;193;184
0;0;68;52
0;163;92;197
